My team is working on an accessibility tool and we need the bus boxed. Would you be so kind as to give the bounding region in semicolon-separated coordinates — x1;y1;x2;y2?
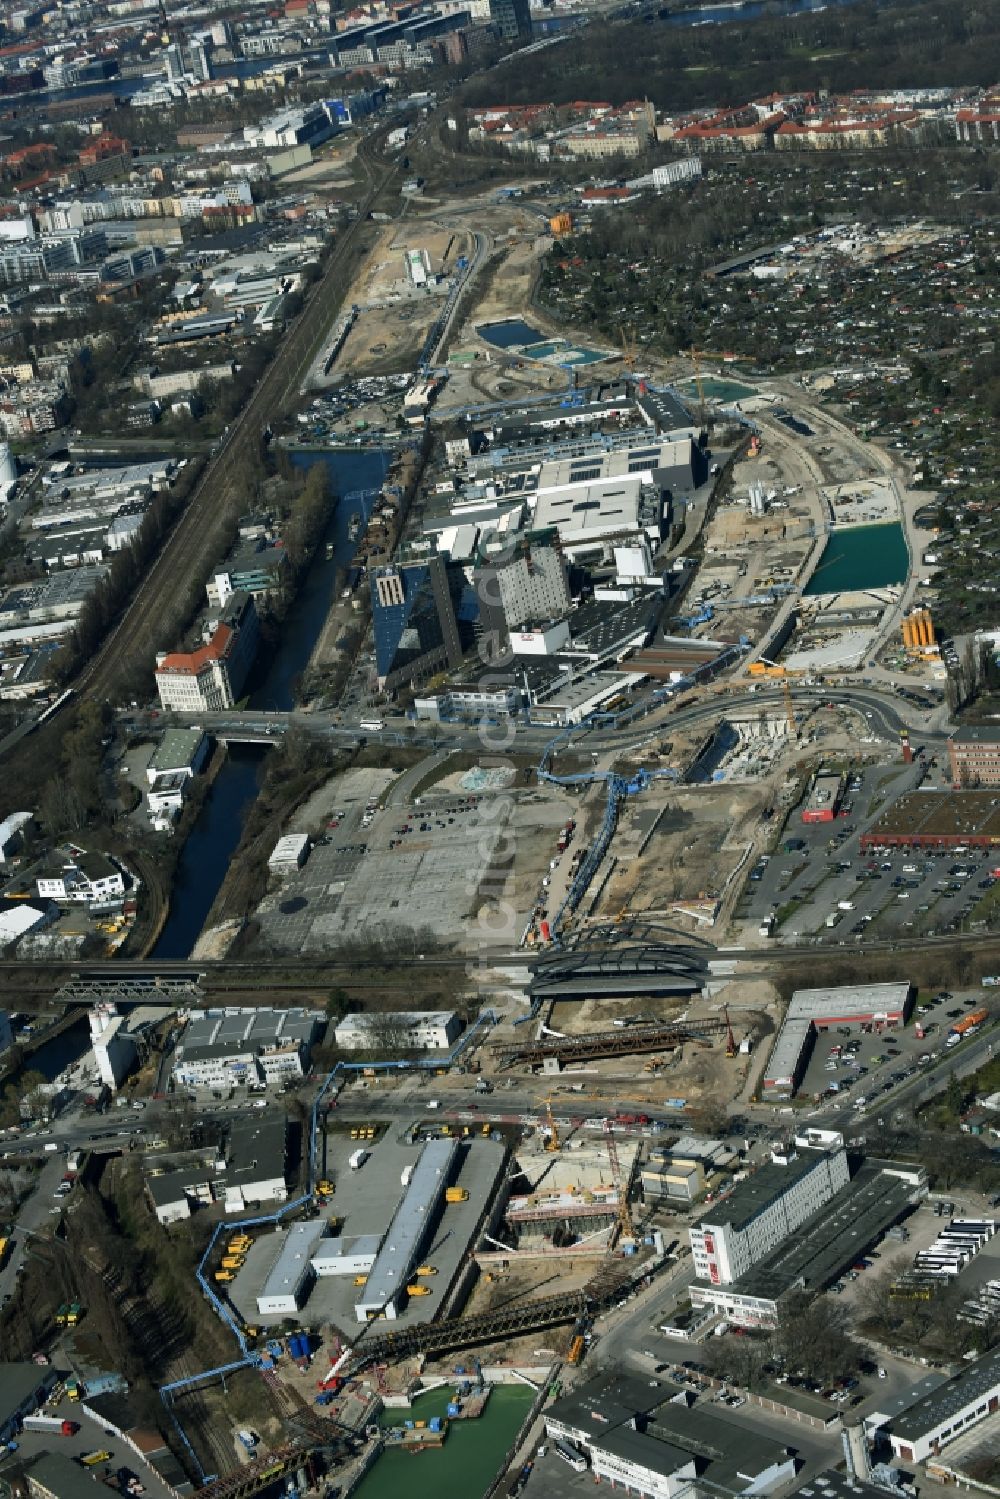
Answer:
555;1442;587;1473
359;718;385;732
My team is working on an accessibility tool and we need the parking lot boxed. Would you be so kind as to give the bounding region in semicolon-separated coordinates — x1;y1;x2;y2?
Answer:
739;760;1000;944
0;1399;178;1499
794;986;990;1110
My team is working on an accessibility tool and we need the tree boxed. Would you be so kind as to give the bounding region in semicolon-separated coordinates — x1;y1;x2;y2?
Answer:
770;1291;864;1385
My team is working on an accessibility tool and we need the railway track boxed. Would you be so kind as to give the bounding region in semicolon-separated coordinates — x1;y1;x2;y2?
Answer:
1;138;398;777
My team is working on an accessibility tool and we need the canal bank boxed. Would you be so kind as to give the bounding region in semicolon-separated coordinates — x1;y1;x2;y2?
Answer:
148;448;391;960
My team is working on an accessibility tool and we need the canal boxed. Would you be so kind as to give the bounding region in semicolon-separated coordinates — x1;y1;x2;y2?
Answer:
354;1385;535;1499
149;448;390;960
27;1016;92;1082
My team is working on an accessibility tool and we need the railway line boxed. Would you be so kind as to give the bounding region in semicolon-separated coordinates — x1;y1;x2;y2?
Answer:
0;134;398;779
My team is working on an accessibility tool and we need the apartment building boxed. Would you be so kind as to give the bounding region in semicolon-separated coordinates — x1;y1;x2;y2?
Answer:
689;1146;850;1284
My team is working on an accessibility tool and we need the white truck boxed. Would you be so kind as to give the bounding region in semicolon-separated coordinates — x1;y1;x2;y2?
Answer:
349;1149;368;1170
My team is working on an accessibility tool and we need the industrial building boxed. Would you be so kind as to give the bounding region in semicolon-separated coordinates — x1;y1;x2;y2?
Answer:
171;1007;321;1091
689;1144;850;1285
875;1346;1000;1463
145;1115;288;1225
531;475;667;555
257;1221;326;1316
762;982;912;1096
145;729;209;787
690;1161;924;1327
356;1138;459;1320
862;788;1000;849
333;1010;462;1052
545;1374;797;1498
268;833;310;876
0;1363;59;1445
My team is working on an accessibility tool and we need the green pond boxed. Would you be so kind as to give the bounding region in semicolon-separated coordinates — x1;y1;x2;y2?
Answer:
353;1384;535;1499
804;521;909;596
681;375;757;400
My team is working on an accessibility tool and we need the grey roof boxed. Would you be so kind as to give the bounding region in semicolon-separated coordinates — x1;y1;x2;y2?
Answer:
179;1007;320;1061
0;1362;54;1421
145;1173;190;1207
24;1452;101;1499
595;1426;692;1478
150;728;206;772
648;1402;791;1485
701;1150;834;1234
950;726;1000;745
788;1471;892;1499
227;1115;286;1186
890;1346;1000;1443
731;1165;920;1303
357;1138;458;1311
259;1221;326;1302
546;1372;669;1435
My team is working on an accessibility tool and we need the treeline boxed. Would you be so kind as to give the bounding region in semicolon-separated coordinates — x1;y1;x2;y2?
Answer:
462;0;1000;112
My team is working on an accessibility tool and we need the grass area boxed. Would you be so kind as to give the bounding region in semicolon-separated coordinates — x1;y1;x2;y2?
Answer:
774;897;804;929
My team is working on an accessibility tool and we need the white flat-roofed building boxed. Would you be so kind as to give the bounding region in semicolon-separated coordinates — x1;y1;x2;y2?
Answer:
334;1010;462;1053
146;728;209;786
355;1138;458;1321
763;982;912;1096
689;1146;850;1284
311;1233;382;1278
268;833;310;875
172;1006;321;1090
531;475;663;553
257;1221;327;1315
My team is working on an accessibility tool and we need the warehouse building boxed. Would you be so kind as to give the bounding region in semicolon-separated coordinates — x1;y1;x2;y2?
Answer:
689;1144;850;1285
257;1221;327;1316
531;475;666;555
862;788;1000;851
145;1116;288;1224
356;1138;458;1321
763;982;912;1096
145;728;209;787
172;1007;321;1091
312;1233;382;1279
334;1010;462;1052
876;1346;1000;1463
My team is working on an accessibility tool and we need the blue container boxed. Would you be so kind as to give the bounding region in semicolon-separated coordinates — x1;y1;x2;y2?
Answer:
446;1404;460;1417
404;1420;415;1430
623;1243;637;1256
429;1418;442;1432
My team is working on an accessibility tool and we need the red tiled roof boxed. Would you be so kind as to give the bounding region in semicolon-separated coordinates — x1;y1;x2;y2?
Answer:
157;624;233;675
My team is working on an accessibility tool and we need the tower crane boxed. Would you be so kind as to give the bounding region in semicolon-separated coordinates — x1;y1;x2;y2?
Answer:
724;1006;737;1059
619;326;638;375
690;346;707;417
544;1098;560;1153
602;1121;634;1244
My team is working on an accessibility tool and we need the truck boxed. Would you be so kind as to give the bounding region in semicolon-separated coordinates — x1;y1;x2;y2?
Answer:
949;1008;989;1038
475;1079;493;1094
221;1256;245;1270
445;1187;469;1203
22;1416;80;1436
349;1149;368;1171
825;912;842;929
758;915;776;938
